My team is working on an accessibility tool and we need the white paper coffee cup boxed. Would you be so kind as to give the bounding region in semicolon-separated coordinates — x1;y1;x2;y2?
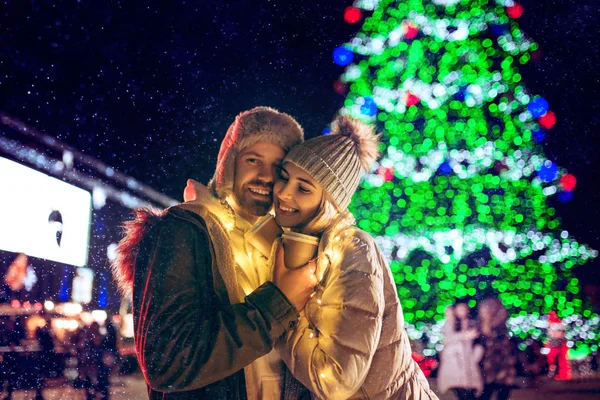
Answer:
282;232;319;269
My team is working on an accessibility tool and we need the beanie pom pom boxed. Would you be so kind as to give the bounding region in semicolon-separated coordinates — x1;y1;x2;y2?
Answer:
331;116;380;171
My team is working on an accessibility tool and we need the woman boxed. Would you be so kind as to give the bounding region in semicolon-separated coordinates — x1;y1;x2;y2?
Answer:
272;116;438;399
436;302;483;400
477;297;516;400
76;322;104;400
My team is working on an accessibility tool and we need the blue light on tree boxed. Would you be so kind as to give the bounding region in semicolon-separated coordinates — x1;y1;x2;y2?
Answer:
558;191;574;203
454;86;467;102
360;97;378;116
437;161;453;175
532;129;546;143
528;97;549;118
490;24;509;36
333;46;354;66
538;161;559;182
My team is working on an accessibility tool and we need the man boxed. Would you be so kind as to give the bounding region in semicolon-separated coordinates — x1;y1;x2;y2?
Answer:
113;107;316;399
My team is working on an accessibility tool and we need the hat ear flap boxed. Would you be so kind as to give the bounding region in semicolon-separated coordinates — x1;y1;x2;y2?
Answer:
210;118;241;197
216;147;237;198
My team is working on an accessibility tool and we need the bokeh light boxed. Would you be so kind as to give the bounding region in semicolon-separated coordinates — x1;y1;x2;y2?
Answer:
343;6;362;24
333;46;354;66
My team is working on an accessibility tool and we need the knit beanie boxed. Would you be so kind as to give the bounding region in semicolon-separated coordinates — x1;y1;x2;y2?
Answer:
283;116;380;210
209;107;304;198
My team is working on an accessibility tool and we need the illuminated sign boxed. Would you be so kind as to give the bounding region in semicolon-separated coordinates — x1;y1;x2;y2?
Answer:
0;157;91;266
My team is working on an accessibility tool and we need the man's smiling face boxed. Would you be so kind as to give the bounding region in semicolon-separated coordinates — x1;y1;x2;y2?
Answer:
231;141;285;223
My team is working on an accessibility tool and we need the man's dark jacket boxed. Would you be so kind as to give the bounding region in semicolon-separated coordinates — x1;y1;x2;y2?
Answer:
115;205;299;399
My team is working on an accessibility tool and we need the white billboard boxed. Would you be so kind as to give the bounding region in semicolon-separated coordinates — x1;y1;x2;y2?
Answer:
0;157;91;266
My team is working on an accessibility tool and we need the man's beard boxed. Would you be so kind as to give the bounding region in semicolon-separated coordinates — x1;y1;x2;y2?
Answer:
232;181;272;218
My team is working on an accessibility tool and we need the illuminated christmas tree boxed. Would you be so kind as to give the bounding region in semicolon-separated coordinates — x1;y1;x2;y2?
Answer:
334;0;598;349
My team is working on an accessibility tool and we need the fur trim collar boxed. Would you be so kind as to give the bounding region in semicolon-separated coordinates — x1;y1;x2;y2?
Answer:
112;207;165;297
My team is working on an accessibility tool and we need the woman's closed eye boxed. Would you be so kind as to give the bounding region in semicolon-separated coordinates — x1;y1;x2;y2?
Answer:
298;186;311;194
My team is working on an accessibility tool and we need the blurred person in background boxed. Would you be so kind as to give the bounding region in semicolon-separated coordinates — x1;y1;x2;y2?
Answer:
2;317;21;399
477;297;517;400
36;322;56;374
97;321;119;399
33;322;56;399
75;322;104;400
8;316;25;346
545;310;571;380
517;339;548;381
0;317;15;398
437;301;484;400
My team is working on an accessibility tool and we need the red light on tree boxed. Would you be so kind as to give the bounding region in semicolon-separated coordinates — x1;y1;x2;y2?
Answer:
344;7;362;24
560;174;577;192
403;21;419;39
531;49;543;62
507;3;524;19
333;80;348;95
539;111;556;129
406;92;420;106
378;166;395;182
493;160;508;173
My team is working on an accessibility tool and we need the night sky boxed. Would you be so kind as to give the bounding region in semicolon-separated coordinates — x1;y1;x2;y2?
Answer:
2;1;599;280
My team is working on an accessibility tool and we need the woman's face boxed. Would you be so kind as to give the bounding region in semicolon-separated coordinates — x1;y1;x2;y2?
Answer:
478;304;493;321
273;162;323;229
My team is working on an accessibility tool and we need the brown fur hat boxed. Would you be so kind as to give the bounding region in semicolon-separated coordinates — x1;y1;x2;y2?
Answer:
208;107;304;198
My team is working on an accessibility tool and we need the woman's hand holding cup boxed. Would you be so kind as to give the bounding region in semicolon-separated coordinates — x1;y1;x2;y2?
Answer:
273;242;317;312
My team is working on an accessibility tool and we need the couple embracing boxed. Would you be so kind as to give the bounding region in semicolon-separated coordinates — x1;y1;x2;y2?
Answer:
113;107;438;400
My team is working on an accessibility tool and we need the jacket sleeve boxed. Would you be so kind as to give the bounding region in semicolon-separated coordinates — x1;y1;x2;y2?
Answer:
276;233;385;400
135;216;299;392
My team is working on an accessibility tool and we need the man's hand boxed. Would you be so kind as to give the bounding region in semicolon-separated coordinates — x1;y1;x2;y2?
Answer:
272;243;317;312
